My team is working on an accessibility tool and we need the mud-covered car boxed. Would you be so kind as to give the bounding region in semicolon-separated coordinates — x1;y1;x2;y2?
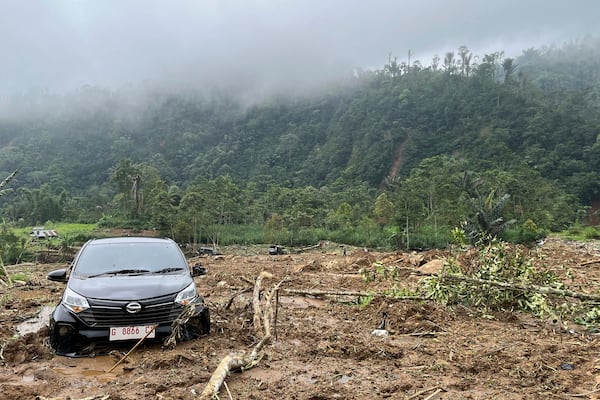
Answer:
268;245;284;255
197;246;221;256
47;237;210;354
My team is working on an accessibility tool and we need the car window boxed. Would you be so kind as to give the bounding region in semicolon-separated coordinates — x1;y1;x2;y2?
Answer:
74;242;188;276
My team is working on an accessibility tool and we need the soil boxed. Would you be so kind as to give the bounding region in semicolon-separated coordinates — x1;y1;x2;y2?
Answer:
1;237;600;399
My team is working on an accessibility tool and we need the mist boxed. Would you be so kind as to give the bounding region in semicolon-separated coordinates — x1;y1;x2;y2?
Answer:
1;0;599;103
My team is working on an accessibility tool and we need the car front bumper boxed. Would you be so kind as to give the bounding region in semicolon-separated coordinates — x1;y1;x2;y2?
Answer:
49;296;209;354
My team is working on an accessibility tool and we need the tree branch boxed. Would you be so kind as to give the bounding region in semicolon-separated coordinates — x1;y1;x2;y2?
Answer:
439;274;600;302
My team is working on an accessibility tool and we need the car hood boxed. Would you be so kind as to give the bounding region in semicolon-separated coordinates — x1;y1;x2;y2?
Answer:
68;274;192;300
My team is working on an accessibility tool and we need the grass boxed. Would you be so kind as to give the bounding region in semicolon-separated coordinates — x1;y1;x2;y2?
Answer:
9;272;29;283
559;224;600;241
14;222;98;239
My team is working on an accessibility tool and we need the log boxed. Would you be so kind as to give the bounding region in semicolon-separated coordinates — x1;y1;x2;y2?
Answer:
580;259;600;267
282;288;430;301
439;274;600;302
296;242;323;253
198;272;277;399
252;271;273;337
199;352;246;398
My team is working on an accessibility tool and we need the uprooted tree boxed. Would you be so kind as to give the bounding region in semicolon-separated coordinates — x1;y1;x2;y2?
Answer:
355;237;600;329
421;239;600;327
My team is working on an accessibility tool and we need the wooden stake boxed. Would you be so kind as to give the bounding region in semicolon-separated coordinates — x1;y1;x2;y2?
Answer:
107;324;157;373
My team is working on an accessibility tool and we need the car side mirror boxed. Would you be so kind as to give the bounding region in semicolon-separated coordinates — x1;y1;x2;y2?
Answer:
47;269;68;283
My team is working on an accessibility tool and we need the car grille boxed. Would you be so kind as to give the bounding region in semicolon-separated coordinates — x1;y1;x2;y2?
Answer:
77;293;182;328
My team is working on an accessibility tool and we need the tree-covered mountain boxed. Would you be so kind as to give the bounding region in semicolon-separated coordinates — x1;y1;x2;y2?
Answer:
0;38;598;249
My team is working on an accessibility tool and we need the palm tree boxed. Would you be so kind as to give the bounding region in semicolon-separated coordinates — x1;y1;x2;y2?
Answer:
0;170;17;198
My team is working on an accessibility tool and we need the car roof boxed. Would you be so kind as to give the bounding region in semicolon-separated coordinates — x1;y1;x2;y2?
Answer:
85;237;176;245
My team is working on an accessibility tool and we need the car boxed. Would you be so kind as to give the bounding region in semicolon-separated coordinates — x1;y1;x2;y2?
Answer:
268;245;284;255
197;246;221;256
47;237;210;354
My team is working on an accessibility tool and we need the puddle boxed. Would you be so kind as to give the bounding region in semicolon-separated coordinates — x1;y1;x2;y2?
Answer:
17;305;53;335
53;356;121;383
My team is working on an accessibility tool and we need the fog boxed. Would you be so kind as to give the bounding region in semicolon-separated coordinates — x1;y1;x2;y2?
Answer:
1;0;599;99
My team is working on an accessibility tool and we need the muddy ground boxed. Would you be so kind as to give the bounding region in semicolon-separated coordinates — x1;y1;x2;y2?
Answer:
1;238;599;399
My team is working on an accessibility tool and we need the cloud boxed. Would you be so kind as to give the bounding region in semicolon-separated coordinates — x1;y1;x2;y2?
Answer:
1;0;598;95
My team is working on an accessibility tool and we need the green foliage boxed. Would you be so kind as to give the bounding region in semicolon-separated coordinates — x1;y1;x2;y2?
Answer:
583;226;600;240
9;272;29;283
450;227;468;248
361;260;412;284
502;219;547;244
423;239;563;318
0;170;17;198
574;307;600;329
0;224;29;265
560;224;600;241
0;41;597;248
356;293;375;309
204;224;264;246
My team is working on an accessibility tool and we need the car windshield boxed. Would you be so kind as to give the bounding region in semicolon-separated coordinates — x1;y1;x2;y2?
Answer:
75;241;188;276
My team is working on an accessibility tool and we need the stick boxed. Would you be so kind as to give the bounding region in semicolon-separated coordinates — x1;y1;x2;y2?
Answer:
224;381;233;400
107;324;157;373
580;259;600;267
37;396;109;400
423;388;443;400
407;386;441;400
274;289;279;340
565;387;600;397
0;341;8;361
224;287;251;310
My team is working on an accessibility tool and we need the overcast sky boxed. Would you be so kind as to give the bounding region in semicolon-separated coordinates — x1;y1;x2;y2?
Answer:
1;0;599;96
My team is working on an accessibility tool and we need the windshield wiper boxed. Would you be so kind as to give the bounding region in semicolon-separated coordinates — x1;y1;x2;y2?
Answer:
153;267;185;274
88;269;150;278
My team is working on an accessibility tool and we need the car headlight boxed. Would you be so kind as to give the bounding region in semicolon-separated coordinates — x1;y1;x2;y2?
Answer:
62;287;90;314
175;282;198;306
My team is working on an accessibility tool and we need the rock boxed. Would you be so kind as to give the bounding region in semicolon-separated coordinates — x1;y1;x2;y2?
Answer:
419;259;444;275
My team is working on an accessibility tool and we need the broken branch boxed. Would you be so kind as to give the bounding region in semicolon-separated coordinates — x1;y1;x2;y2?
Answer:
439;274;600;302
282;288;429;301
199;271;278;400
580;259;600;267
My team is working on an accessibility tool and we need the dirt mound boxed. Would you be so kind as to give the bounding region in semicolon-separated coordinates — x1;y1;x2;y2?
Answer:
3;328;53;364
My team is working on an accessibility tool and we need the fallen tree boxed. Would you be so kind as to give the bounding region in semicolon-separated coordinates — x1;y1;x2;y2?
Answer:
438;274;600;303
198;271;284;400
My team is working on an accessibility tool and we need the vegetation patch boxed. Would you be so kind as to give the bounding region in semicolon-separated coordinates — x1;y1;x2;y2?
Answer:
422;239;600;328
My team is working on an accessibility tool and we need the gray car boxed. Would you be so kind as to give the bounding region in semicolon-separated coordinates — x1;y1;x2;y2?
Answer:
47;237;210;354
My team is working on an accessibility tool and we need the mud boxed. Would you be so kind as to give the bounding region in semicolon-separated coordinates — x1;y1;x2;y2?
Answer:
0;238;599;399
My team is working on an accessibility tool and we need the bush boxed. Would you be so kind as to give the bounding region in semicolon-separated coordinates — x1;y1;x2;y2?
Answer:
583;226;600;240
503;219;547;244
0;227;29;264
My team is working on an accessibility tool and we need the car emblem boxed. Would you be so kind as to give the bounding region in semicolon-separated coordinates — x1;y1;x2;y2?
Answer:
126;302;142;314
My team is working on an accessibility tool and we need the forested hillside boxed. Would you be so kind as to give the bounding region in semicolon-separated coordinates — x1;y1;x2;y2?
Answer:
0;39;599;250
